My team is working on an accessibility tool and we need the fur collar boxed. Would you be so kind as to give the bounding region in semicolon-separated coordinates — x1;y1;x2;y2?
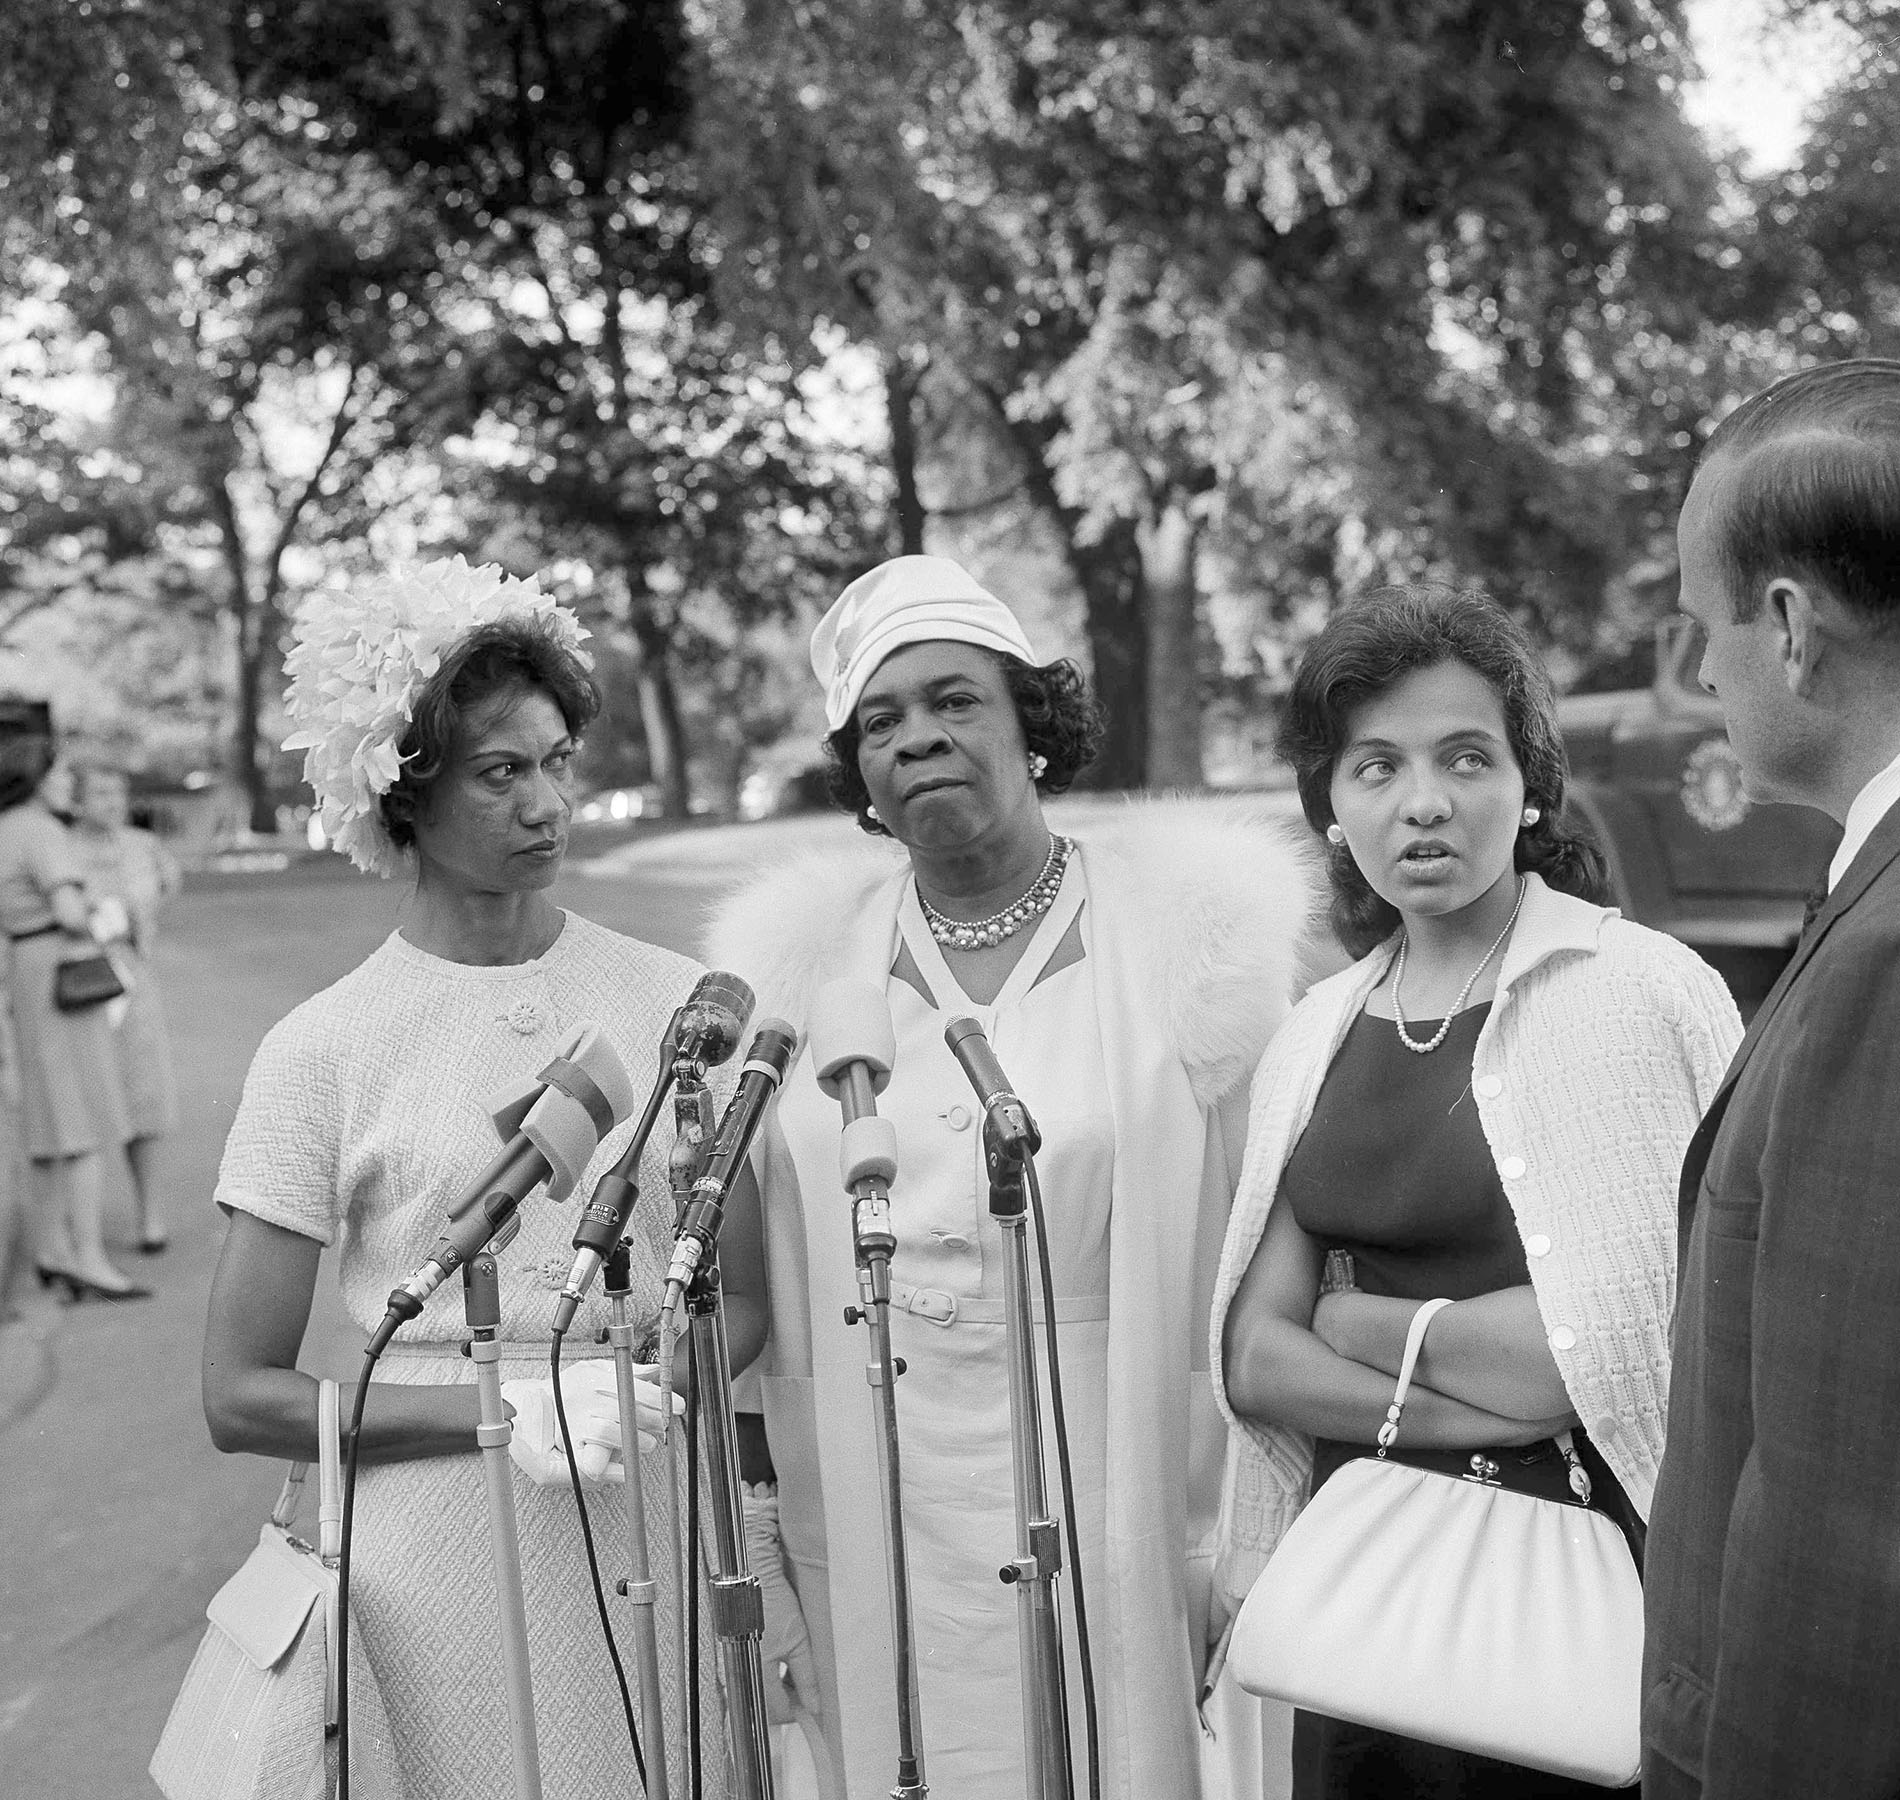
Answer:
704;795;1325;1108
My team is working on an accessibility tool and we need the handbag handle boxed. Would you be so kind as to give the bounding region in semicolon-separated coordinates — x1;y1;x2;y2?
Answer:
1376;1297;1454;1456
266;1377;344;1562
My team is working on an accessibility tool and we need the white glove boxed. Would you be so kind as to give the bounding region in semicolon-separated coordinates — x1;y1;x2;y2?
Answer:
500;1361;682;1488
742;1484;824;1730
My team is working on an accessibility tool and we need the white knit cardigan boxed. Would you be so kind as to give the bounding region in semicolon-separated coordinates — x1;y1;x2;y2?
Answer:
1209;875;1743;1612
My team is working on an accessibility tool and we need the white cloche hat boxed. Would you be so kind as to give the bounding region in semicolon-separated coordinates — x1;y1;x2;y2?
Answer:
810;555;1040;731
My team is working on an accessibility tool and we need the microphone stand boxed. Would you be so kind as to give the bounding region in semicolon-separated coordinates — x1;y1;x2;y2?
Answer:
603;1241;669;1800
661;1052;717;1800
839;1107;928;1797
465;1231;546;1800
983;1109;1075;1800
684;1258;774;1800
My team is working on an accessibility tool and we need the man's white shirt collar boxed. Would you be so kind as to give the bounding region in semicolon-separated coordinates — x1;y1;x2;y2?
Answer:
1827;744;1900;891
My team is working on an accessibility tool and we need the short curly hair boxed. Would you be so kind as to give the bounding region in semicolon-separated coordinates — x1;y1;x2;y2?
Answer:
1279;585;1610;957
823;653;1104;837
379;616;601;850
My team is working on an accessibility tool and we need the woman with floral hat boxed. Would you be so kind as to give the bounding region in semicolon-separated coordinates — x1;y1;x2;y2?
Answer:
199;559;763;1798
708;554;1320;1800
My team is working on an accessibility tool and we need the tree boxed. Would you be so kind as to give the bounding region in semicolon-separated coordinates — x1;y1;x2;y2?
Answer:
225;0;884;816
697;0;1739;779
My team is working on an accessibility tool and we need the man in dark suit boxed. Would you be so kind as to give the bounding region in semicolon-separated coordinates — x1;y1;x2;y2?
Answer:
1643;358;1900;1798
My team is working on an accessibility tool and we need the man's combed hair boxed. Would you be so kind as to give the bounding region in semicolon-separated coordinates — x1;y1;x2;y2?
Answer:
380;616;601;849
824;654;1104;837
1700;358;1900;624
1278;585;1611;958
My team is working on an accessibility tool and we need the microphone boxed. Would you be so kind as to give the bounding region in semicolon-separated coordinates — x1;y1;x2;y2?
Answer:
370;1022;636;1354
672;970;755;1068
552;972;756;1334
809;978;899;1250
663;1019;798;1303
943;1017;1042;1153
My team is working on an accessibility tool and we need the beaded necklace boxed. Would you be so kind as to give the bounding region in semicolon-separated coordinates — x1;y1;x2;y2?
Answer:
918;834;1072;952
1390;875;1526;1054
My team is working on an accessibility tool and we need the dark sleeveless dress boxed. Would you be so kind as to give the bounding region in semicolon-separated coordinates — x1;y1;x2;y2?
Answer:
1277;1004;1639;1799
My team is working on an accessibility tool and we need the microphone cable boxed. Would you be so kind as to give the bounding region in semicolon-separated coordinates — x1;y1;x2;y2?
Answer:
1025;1153;1102;1800
550;1328;647;1789
335;1344;379;1800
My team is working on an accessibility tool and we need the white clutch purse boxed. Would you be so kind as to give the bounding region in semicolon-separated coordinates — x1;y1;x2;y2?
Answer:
1228;1297;1644;1788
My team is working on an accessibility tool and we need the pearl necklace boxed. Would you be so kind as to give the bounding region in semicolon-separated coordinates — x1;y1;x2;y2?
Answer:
1391;876;1526;1054
919;835;1072;952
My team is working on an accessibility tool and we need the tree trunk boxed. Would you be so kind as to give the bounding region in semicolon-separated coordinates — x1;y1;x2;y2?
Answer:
210;476;277;833
630;611;691;819
885;352;926;556
983;393;1149;787
1138;499;1203;790
1071;517;1148;790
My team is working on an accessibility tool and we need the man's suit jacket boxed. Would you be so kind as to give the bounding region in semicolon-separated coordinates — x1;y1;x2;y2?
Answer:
1643;802;1900;1799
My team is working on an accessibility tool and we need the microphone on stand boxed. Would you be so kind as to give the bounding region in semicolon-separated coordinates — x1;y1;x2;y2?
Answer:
663;1019;799;1308
552;972;755;1334
809;978;899;1235
943;1016;1041;1152
370;1021;637;1354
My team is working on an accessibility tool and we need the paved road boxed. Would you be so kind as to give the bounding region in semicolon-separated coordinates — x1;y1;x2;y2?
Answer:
0;829;811;1800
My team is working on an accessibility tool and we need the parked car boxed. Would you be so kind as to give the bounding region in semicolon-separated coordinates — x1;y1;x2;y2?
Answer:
1560;617;1839;951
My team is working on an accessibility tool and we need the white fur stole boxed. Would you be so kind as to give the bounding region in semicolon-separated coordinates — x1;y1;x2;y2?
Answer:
704;795;1324;1109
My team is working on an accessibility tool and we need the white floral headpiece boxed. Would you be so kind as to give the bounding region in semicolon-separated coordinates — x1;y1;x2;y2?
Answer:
282;555;592;879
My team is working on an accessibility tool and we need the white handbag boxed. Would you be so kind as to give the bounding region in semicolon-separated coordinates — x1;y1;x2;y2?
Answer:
150;1380;400;1800
1229;1297;1644;1788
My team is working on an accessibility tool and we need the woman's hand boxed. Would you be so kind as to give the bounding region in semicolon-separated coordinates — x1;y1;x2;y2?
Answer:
1223;1202;1567;1451
1312;1284;1575;1421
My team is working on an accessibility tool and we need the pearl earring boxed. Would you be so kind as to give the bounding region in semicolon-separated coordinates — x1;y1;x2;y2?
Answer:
1326;823;1346;847
866;804;880;824
1521;805;1541;828
1028;752;1049;781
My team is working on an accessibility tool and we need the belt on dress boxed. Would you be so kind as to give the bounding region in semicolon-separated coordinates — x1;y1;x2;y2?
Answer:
886;1283;1110;1328
378;1339;617;1360
7;923;63;943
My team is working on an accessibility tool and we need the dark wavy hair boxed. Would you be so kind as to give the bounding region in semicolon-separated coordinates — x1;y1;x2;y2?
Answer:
1699;357;1900;625
0;698;57;813
379;615;601;851
1279;586;1610;957
823;651;1104;837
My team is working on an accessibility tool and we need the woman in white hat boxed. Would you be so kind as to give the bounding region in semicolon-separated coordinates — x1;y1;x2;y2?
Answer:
709;555;1319;1800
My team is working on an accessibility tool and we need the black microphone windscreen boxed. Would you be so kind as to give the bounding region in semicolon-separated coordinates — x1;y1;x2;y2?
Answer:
676;971;755;1066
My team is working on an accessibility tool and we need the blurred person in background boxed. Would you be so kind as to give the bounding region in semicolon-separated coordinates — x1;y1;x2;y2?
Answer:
71;762;183;1253
0;729;144;1301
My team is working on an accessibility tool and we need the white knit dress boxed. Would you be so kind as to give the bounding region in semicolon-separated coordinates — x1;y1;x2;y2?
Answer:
213;912;732;1800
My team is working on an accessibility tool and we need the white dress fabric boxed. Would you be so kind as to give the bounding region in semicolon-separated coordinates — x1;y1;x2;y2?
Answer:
774;872;1112;1798
75;821;181;1136
707;800;1321;1800
213;912;733;1800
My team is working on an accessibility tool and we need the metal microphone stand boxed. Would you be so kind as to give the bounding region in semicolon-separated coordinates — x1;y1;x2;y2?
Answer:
603;1241;669;1800
983;1108;1075;1800
684;1258;774;1800
839;1107;928;1797
465;1233;546;1800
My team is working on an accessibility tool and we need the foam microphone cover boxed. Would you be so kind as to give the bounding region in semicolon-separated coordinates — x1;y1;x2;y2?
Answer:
488;1021;637;1202
808;977;896;1099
